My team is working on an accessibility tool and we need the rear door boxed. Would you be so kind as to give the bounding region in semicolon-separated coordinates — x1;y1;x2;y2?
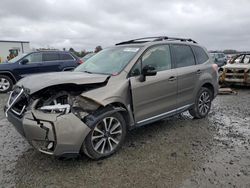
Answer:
41;52;61;72
171;44;197;108
59;53;77;71
130;44;177;123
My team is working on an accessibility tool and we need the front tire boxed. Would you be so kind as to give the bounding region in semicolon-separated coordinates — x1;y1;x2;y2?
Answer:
189;87;212;119
0;75;13;93
82;112;127;160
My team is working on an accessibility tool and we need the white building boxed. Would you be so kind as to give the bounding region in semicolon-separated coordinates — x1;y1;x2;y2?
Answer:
0;40;30;62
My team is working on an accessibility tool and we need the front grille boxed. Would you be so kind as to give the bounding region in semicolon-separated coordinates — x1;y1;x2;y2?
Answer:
8;87;23;105
225;69;245;79
7;87;29;117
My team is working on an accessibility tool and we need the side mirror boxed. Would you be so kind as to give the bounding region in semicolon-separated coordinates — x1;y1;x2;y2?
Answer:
20;59;29;65
139;65;157;82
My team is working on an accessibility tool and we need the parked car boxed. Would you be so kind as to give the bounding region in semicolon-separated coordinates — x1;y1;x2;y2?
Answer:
210;52;227;67
0;50;83;93
220;53;250;86
5;36;218;159
81;52;96;62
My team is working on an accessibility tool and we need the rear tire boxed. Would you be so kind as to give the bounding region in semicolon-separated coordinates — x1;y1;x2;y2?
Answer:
82;112;127;160
189;87;212;119
0;75;13;93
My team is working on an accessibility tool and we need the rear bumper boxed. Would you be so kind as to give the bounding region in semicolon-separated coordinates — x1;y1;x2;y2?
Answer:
5;106;91;156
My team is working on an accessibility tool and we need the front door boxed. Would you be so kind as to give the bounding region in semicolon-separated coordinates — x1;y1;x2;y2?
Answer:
129;45;177;123
14;52;43;78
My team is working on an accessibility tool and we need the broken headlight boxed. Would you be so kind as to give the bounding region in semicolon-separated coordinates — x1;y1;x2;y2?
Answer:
39;104;71;114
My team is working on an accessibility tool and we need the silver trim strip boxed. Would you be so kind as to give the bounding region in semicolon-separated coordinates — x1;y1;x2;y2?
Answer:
137;104;192;124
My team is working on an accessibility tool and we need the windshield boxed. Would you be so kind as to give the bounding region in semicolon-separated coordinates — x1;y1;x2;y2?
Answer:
8;54;27;63
75;47;140;75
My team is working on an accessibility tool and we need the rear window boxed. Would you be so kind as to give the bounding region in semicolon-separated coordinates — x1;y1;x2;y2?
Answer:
60;53;74;60
192;46;209;64
172;45;196;68
43;53;60;61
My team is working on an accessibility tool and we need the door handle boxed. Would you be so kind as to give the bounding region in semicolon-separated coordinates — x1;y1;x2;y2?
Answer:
196;69;202;75
168;76;177;82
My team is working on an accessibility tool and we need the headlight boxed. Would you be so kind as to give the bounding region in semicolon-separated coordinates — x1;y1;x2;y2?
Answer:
39;104;71;114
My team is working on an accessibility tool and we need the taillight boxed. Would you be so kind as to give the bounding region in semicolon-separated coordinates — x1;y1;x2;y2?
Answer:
78;59;84;64
212;63;218;72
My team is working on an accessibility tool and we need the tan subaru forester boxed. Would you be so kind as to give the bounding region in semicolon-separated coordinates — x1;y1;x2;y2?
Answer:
5;36;219;159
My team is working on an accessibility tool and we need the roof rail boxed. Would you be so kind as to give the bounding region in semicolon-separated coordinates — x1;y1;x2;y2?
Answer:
115;36;197;45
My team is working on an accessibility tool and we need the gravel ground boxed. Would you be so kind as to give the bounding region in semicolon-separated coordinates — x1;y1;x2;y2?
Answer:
0;88;250;188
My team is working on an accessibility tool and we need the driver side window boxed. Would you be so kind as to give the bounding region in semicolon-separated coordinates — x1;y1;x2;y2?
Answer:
25;53;42;64
142;45;171;71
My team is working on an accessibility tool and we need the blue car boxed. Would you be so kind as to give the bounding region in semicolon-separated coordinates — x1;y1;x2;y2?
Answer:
0;50;82;93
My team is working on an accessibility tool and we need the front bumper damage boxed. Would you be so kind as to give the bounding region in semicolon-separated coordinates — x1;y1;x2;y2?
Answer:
4;88;91;157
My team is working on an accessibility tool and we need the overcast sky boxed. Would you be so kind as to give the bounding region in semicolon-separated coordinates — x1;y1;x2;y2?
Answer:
0;0;250;51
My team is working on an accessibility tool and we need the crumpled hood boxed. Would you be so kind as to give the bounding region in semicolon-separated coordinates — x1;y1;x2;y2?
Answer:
223;63;250;69
17;71;110;94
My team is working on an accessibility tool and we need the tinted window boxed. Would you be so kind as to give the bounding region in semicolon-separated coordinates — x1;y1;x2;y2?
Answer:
142;45;171;71
192;46;209;64
172;45;196;68
25;53;42;63
60;53;74;60
43;53;60;61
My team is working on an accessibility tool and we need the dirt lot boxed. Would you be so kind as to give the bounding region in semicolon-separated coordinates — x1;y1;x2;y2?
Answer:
0;88;250;188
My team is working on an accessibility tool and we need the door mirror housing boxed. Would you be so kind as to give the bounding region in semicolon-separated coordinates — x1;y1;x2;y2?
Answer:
139;65;157;82
20;59;29;65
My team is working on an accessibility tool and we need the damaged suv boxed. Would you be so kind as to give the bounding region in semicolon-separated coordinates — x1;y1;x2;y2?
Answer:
5;37;219;159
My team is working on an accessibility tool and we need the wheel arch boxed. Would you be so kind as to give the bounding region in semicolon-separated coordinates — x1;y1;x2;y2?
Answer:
201;82;214;99
0;71;17;84
108;102;132;128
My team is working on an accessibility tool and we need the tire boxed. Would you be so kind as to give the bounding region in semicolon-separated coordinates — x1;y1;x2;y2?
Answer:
0;75;13;93
189;87;212;119
82;112;127;160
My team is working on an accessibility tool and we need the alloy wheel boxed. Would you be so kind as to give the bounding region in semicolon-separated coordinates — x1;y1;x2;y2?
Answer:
91;117;123;155
0;78;10;92
198;91;211;116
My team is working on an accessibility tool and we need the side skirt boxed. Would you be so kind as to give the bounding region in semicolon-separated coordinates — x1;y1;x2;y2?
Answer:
134;104;193;128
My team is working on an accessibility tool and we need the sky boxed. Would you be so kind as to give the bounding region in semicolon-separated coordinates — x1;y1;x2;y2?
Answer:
0;0;250;51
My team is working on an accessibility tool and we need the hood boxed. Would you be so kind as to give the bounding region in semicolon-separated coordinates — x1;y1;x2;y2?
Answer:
223;63;250;69
0;62;15;69
17;71;110;94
